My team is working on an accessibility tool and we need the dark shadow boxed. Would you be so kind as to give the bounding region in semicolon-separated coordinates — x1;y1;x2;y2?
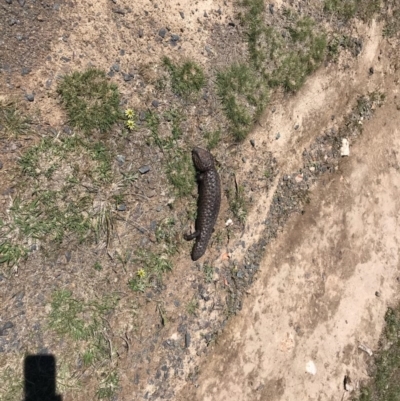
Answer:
24;355;62;401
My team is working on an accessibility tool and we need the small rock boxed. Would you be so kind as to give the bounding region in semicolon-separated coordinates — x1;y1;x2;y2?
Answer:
204;11;208;17
112;63;120;72
225;218;233;227
139;165;150;174
25;93;34;102
294;174;303;183
340;138;350;156
120;49;125;55
294;124;299;130
63;125;72;135
179;11;184;19
21;67;31;76
269;3;275;14
53;3;60;11
16;33;23;41
13;290;25;301
250;139;255;147
45;79;52;88
6;0;12;4
228;22;235;27
123;73;133;82
276;132;281;140
65;251;71;263
0;161;3;170
309;166;316;172
138;29;144;38
151;100;159;108
139;111;146;121
237;271;244;279
117;204;127;211
185;332;191;348
116;155;125;165
344;375;354;392
18;0;25;6
375;291;381;297
306;360;317;375
170;34;180;42
158;28;167;38
369;66;374;75
60;56;70;62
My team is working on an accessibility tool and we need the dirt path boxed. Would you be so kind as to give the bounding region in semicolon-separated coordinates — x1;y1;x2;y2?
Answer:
176;29;400;401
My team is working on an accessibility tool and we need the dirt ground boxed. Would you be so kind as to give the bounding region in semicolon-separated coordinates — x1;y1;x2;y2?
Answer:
1;0;400;400
177;23;400;401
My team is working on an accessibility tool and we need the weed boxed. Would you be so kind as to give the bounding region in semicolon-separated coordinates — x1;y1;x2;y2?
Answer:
187;297;199;316
128;250;173;292
0;240;27;267
124;108;136;131
0;100;32;138
0;366;23;401
97;371;119;399
155;217;179;255
163;57;205;97
165;149;195;196
203;263;214;283
228;180;248;224
216;63;269;141
204;130;221;150
323;0;380;21
383;8;400;38
353;305;400;400
94;261;103;271
57;68;122;134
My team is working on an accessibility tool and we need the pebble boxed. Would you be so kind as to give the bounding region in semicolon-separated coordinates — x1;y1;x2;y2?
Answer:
158;28;167;38
0;322;14;336
276;132;281;140
306;360;317;375
0;161;3;170
65;251;71;263
25;93;34;102
45;79;52;88
120;49;125;56
138;29;144;38
185;332;191;348
294;124;299;130
139;165;150;174
6;0;12;4
250;139;255;147
116;155;125;164
179;11;185;19
151;100;159;108
375;291;381;297
21;67;31;76
369;66;374;75
340;138;350;156
112;63;120;72
123;73;133;82
269;3;275;14
170;34;180;42
117;204;127;211
18;0;25;6
53;3;60;11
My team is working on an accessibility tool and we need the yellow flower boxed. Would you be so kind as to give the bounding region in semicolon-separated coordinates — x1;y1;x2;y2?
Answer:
125;109;135;119
126;119;135;130
137;268;146;279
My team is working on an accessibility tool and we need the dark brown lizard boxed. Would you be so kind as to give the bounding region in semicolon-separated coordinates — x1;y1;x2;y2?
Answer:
184;147;221;261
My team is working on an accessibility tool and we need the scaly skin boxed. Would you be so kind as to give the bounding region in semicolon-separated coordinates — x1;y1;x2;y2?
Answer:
184;147;221;261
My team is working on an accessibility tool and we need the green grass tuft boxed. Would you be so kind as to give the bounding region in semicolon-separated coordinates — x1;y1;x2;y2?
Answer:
57;69;122;134
0;100;32;138
163;57;205;97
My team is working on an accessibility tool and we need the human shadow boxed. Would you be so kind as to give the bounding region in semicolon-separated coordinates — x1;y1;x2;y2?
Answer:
24;354;62;401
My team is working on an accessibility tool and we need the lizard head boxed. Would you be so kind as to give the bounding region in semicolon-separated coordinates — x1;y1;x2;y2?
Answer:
192;147;215;172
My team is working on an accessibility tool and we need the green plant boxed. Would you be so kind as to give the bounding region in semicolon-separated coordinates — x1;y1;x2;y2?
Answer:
165;149;195;197
353;306;400;401
57;68;122;134
94;261;103;271
323;0;380;21
124;108;136;131
97;371;119;399
155;218;179;255
228;180;248;224
203;264;214;283
0;100;32;138
204;130;221;150
187;297;199;316
216;64;268;141
163;57;205;97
